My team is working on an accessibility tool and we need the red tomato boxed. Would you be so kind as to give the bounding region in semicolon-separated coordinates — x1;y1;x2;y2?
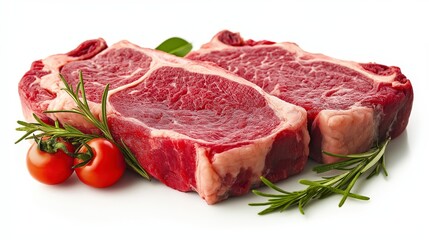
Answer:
74;138;126;188
26;140;74;185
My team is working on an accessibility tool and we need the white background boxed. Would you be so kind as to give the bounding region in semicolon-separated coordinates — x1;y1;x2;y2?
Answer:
1;0;428;239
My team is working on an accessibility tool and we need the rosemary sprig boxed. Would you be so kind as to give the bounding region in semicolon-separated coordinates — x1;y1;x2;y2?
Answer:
16;71;150;180
15;114;99;144
249;138;391;215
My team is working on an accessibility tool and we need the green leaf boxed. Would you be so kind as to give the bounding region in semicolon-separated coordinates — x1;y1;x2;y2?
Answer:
155;37;192;57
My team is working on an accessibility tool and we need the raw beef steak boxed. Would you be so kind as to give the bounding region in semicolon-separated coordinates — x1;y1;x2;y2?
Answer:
186;30;413;163
18;38;310;204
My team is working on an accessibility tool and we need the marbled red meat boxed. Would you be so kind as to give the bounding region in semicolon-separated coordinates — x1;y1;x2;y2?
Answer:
18;38;309;204
187;30;413;163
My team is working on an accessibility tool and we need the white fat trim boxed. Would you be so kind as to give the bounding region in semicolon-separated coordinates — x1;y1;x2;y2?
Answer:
39;72;65;93
265;94;307;129
194;136;274;204
212;137;273;182
42;54;75;72
316;107;378;163
39;54;71;93
149;127;195;140
195;146;221;204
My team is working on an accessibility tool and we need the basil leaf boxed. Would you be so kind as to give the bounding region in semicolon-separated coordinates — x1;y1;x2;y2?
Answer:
156;37;192;57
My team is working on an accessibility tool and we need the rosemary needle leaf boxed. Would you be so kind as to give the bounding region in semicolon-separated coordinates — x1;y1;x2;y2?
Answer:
322;148;379;159
381;155;388;177
313;157;362;173
251;190;288;198
249;138;391;215
101;84;111;137
248;201;273;207
260;176;291;194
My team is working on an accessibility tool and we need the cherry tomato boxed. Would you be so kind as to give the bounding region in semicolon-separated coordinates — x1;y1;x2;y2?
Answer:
74;138;126;188
26;139;74;185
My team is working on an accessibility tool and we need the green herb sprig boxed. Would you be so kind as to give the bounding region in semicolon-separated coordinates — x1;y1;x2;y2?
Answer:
16;71;150;179
249;138;390;215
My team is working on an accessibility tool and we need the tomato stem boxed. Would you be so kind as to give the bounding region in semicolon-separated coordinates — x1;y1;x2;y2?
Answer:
72;142;95;169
